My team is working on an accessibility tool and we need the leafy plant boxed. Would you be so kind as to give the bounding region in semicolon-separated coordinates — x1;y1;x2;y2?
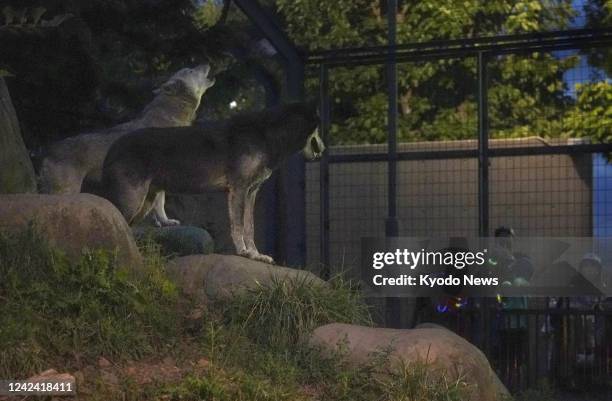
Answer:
277;0;579;145
563;81;612;149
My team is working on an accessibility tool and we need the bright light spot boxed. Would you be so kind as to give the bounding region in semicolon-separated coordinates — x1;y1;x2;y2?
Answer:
229;100;238;109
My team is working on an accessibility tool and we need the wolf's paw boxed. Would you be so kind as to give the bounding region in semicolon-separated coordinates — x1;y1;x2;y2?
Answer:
160;218;181;226
254;253;275;264
239;249;275;265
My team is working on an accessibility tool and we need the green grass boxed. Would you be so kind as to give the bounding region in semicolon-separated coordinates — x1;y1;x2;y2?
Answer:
221;273;372;349
0;226;473;401
0;225;181;378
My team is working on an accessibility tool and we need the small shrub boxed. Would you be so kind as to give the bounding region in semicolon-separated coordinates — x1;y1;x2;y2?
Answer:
221;273;372;349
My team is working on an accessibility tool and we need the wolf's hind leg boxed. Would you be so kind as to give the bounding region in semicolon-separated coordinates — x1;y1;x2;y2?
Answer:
104;168;151;225
151;191;180;226
131;190;160;225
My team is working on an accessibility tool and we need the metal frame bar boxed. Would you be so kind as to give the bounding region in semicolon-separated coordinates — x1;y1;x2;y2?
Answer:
233;0;303;64
319;65;331;277
309;28;612;57
385;0;399;238
308;143;612;164
477;51;489;238
384;0;402;329
307;28;612;66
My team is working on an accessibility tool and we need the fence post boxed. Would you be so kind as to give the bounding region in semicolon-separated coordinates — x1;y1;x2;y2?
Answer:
319;64;331;279
385;0;403;328
386;0;399;237
477;51;490;237
477;51;492;357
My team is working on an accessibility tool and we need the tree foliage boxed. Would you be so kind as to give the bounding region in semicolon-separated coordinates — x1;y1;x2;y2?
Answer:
1;0;237;149
275;0;610;146
563;81;612;147
584;0;612;76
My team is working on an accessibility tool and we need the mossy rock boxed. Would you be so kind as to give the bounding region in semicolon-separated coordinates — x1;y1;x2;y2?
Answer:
133;226;215;257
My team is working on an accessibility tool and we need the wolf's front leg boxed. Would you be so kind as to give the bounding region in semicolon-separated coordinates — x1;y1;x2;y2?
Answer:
228;186;248;255
243;185;274;264
151;191;180;226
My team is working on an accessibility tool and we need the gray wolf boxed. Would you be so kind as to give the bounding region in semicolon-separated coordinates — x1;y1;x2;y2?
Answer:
39;64;215;226
101;102;325;264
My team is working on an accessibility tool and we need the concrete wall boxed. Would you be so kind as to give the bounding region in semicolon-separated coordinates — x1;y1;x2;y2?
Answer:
306;137;593;272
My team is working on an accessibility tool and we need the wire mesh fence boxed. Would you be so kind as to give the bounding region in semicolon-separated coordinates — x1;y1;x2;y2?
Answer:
306;29;612;267
304;25;612;393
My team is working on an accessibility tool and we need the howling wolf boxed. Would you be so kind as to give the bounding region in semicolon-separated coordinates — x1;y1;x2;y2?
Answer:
39;64;215;226
101;102;325;264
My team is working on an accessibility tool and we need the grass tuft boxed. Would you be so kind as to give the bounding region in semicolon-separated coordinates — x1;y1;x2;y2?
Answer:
221;273;372;348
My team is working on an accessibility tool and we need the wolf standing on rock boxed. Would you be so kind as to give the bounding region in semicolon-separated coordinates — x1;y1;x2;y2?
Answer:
39;64;216;226
101;102;325;264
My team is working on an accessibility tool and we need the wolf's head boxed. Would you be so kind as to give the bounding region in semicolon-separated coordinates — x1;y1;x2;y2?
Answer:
154;64;215;101
302;127;325;160
299;101;325;160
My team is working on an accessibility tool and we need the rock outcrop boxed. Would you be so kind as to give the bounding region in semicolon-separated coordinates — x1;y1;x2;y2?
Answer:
310;323;509;401
133;225;215;257
0;194;142;267
166;254;325;302
0;77;37;194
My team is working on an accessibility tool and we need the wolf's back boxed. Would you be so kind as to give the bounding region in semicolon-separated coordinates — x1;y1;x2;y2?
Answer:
39;130;125;193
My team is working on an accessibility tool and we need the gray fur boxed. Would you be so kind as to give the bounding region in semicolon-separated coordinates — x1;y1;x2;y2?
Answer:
101;102;324;264
39;64;215;226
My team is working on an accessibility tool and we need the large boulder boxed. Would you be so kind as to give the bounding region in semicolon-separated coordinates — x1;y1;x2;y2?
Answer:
309;323;509;401
166;254;325;302
133;225;215;257
0;77;37;193
0;194;142;267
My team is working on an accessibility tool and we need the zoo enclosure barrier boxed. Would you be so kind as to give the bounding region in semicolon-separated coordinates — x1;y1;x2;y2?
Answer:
304;27;612;392
308;27;612;277
415;305;612;393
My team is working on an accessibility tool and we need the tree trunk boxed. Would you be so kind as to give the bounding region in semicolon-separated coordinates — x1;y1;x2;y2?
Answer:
0;77;37;193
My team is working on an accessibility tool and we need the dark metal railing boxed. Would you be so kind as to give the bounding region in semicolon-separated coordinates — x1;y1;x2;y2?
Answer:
307;28;612;66
416;306;612;393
